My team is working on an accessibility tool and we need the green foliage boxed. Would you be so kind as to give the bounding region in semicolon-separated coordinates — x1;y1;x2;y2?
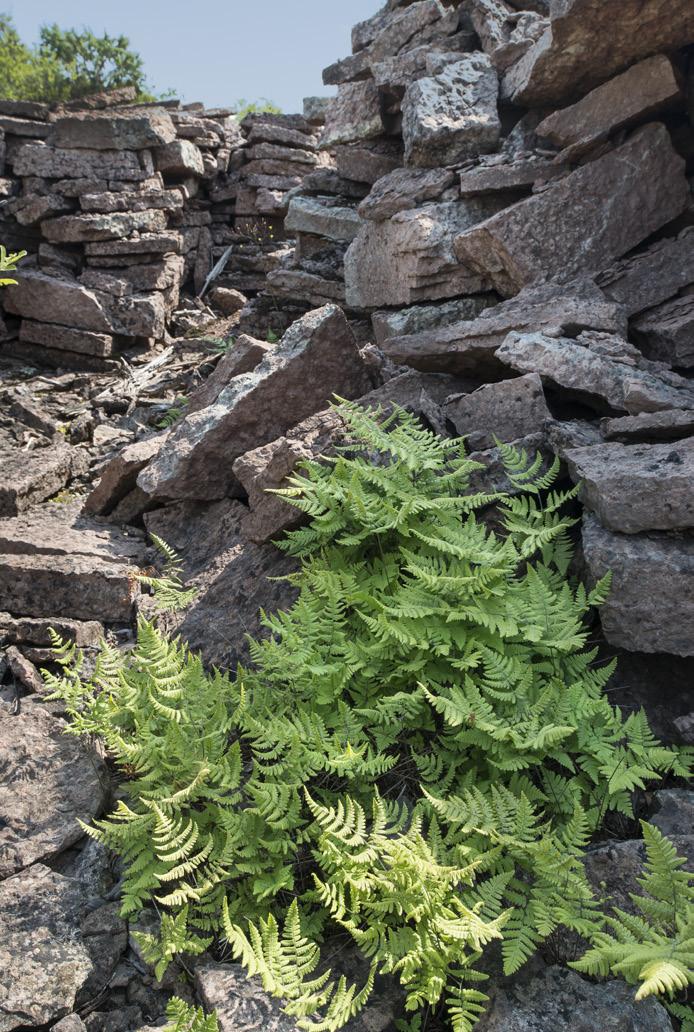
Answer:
0;14;155;103
138;534;198;612
48;403;690;1030
0;244;25;287
156;397;189;430
573;821;694;1019
235;97;282;119
163;997;219;1032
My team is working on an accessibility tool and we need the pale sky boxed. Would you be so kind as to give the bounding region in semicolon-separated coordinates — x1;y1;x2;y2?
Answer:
7;0;380;113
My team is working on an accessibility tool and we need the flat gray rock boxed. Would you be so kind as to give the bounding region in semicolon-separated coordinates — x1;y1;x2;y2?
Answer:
0;699;107;878
445;373;550;450
536;54;681;160
582;513;694;656
454;124;688;296
476;964;673;1032
345;199;501;309
496;330;694;415
137;305;371;501
0;864;126;1031
566;438;694;533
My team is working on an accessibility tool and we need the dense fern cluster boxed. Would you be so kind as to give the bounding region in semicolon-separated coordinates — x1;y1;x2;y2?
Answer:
47;403;692;1030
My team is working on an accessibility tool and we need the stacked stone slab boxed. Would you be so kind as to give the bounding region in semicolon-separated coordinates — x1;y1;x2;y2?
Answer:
238;0;694;663
0;95;329;367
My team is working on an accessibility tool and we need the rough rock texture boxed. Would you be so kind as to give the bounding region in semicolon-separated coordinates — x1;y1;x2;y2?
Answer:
0;863;126;1031
454;124;688;296
597;228;694;318
402;54;501;166
195;966;298;1032
144;499;297;670
345;199;502;308
0;439;75;517
0;699;107;877
50;109;176;150
358;167;455;221
138;306;371;500
502;0;694;106
320;82;383;147
565;438;694;532
582;513;694;655
536;54;682;159
632;294;694;368
83;435;167;516
445;372;550;449
382;281;626;374
496;330;694;414
468;0;547;71
476;963;673;1031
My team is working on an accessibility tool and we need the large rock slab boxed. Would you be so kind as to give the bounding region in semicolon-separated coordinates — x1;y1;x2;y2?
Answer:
41;210;167;244
358;166;455;221
187;336;273;414
502;0;694;106
601;409;694;443
0;439;75;517
371;294;495;346
285;196;361;241
0;699;107;878
496;330;694;414
402;54;501;167
4;270;167;339
10;143;145;180
320;82;383;148
597;228;694;318
476;963;672;1032
0;552;139;622
50;109;176;150
565;438;694;533
632;294;694;368
344;199;502;308
144;499;297;670
0;864;126;1031
445;373;550;450
137;305;371;501
381;280;626;374
582;513;694;656
454;124;688;296
19;320;115;358
536;55;682;160
154;139;205;177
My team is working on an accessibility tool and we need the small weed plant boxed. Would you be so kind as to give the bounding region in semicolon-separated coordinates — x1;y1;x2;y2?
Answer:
47;403;693;1030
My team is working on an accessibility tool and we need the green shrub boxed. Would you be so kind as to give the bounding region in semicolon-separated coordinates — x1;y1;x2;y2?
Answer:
0;14;155;102
47;403;691;1030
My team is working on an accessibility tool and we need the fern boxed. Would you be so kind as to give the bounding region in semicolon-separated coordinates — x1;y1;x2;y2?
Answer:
50;402;690;1031
573;822;694;1008
163;997;219;1032
139;534;198;611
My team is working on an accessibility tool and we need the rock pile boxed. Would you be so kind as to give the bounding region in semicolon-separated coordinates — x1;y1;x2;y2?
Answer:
1;0;694;1029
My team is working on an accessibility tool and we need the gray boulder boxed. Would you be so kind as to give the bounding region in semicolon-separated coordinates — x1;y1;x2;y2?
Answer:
402;53;501;167
565;438;694;533
137;306;371;501
0;698;107;878
582;513;694;656
454;124;688;296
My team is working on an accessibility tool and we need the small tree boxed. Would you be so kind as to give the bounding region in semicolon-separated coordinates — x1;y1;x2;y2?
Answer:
0;14;155;103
